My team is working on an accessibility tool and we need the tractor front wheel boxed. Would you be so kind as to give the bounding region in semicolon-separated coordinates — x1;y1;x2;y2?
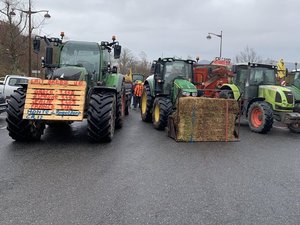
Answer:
6;89;45;141
248;101;273;133
152;97;173;130
141;84;153;122
287;123;300;133
87;93;116;142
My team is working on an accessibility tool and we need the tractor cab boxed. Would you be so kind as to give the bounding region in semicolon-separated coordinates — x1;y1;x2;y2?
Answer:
233;63;277;100
152;58;197;103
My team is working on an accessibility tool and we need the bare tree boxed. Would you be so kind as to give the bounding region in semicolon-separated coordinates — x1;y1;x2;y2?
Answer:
235;46;262;63
134;51;151;77
117;48;136;75
0;0;27;74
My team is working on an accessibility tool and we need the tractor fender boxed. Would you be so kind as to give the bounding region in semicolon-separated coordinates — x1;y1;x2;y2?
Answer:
221;84;240;100
105;73;125;93
144;75;155;97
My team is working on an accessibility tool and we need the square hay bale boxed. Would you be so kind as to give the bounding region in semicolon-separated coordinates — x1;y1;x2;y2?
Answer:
172;97;239;142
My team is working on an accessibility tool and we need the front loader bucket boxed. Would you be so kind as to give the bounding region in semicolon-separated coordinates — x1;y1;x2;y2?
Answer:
167;97;240;142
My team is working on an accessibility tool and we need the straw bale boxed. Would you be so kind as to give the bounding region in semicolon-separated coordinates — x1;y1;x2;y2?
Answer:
173;97;239;142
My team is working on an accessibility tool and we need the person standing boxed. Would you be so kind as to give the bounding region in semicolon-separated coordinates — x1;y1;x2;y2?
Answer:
133;81;143;109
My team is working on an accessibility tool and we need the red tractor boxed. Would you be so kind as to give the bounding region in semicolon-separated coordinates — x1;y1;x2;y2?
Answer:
193;58;233;98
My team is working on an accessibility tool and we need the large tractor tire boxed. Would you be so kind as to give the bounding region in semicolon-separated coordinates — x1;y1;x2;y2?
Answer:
152;97;173;130
141;84;153;122
6;89;45;141
116;83;126;129
248;101;273;133
87;93;116;142
287;123;300;133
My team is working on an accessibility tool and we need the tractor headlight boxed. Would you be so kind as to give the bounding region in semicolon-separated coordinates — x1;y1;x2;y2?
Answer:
182;91;190;96
191;92;197;97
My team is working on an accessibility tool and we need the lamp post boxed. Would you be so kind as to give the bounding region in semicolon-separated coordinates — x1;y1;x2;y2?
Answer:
10;0;50;76
206;30;223;58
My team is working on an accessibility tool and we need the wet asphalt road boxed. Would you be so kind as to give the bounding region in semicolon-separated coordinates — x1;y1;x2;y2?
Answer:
0;110;299;225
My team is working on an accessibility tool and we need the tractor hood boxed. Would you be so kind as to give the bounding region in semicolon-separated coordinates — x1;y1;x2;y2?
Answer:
259;85;291;93
173;79;197;93
53;66;87;81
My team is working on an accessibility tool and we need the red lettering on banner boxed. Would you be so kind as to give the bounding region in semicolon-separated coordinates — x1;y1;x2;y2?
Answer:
60;100;76;105
32;99;53;105
59;90;75;95
33;94;56;99
60;105;74;110
60;95;76;100
30;104;54;109
30;79;43;84
33;89;54;95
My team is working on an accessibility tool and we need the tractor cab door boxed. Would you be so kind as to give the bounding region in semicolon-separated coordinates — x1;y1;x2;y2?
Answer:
153;62;164;95
244;68;261;100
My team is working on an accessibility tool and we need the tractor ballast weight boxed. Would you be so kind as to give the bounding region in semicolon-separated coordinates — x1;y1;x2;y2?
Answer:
141;57;239;142
6;35;127;142
220;62;300;133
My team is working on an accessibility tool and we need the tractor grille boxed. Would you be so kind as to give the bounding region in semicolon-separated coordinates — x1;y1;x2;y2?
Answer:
284;91;294;104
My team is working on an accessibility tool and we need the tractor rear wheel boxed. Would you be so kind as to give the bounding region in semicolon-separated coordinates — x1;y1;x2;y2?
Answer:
116;83;125;128
152;97;173;130
287;123;300;133
141;84;153;122
87;93;116;142
248;101;273;133
6;89;45;141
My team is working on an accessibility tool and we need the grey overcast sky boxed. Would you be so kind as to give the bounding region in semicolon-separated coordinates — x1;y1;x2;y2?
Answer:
32;0;299;63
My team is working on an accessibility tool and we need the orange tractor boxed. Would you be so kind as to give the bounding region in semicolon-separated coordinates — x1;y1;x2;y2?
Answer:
193;58;233;97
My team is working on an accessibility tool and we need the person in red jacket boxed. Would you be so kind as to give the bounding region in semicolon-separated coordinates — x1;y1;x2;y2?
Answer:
133;80;143;109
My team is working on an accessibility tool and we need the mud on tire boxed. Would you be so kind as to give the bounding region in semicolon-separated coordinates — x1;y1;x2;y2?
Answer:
87;93;116;142
6;89;45;141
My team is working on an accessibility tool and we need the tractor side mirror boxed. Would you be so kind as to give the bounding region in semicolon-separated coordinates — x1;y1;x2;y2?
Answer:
45;46;53;66
114;45;121;59
33;39;41;54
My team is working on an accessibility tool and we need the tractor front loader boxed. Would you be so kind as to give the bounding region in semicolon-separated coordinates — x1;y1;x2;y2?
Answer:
140;58;239;142
6;34;126;142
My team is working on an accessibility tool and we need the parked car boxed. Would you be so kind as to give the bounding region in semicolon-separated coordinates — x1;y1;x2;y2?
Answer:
0;75;39;100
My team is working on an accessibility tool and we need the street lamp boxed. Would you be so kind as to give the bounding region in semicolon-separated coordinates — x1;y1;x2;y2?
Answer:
206;31;223;58
10;0;50;76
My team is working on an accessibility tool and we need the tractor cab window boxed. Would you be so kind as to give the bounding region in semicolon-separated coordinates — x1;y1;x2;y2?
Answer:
249;68;276;85
164;61;192;84
163;60;193;94
60;42;100;75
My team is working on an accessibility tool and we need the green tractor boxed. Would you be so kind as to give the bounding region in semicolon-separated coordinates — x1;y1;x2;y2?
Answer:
141;58;198;129
221;63;300;133
6;35;126;142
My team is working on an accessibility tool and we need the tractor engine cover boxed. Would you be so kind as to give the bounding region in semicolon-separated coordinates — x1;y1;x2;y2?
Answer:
52;67;85;81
